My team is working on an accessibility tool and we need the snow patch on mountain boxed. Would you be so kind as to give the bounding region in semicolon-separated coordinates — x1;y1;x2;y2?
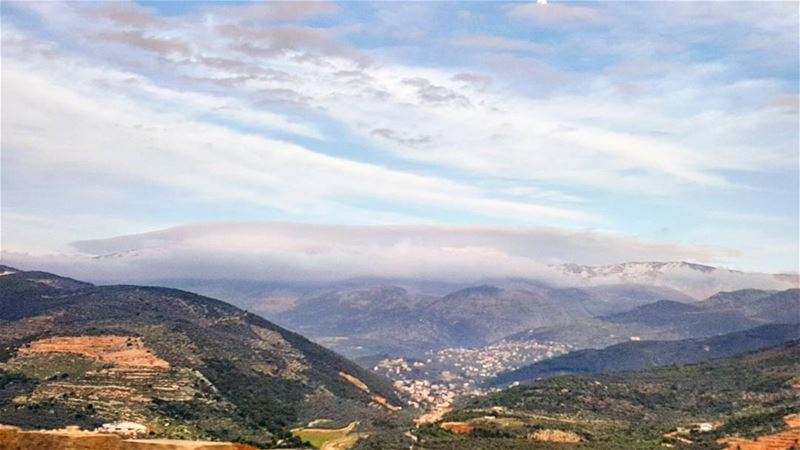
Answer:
553;261;797;299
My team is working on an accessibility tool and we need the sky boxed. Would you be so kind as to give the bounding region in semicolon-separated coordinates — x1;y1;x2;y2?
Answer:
1;0;798;280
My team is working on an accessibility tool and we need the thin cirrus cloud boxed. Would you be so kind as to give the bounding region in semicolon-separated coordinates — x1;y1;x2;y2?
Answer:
211;1;338;23
507;2;606;25
1;55;592;225
93;30;192;56
450;34;549;53
88;1;166;28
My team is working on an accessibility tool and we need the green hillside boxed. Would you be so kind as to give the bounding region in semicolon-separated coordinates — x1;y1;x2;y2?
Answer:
435;343;798;449
489;323;799;386
355;342;800;449
0;267;406;448
505;288;799;349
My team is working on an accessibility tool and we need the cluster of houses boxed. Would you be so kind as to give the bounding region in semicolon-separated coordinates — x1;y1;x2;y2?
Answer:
372;340;572;410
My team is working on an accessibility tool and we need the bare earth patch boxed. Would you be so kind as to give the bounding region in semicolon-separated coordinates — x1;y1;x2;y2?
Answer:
19;336;170;369
439;422;474;434
337;372;401;411
338;372;370;393
0;425;259;450
718;415;800;450
415;407;452;425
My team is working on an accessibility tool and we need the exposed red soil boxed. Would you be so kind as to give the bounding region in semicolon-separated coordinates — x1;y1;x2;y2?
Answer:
719;415;800;450
19;336;170;369
0;425;258;450
439;422;474;434
338;372;369;393
337;371;401;411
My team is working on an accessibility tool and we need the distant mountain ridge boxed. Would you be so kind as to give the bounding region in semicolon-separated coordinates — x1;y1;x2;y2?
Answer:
553;261;797;299
272;282;693;357
489;323;800;386
131;260;799;359
601;299;703;325
505;288;800;349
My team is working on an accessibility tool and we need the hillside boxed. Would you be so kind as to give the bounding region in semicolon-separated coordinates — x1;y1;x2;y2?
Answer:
418;285;580;348
272;282;692;357
271;286;447;357
489;323;800;386
361;342;800;449
505;288;800;349
701;288;800;323
0;267;405;448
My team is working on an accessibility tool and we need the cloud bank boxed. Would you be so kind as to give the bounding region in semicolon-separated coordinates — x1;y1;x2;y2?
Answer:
2;222;739;285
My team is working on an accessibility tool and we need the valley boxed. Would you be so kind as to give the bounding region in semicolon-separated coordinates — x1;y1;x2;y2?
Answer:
365;340;572;409
1;265;798;450
386;342;800;449
3;1;798;448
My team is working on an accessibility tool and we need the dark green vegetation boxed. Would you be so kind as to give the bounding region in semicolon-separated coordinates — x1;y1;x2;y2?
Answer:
356;342;800;449
490;323;799;386
0;267;408;448
273;283;691;357
506;288;800;350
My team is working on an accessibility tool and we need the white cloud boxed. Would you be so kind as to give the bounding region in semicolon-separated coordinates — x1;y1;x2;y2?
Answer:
6;3;794;198
1;222;739;284
1;1;796;275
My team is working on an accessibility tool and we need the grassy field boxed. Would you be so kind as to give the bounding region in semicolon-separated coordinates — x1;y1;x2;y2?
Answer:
293;421;359;448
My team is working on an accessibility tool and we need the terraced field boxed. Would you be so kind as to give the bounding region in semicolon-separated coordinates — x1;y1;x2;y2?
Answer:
718;415;800;450
292;421;360;449
0;268;405;448
2;335;220;424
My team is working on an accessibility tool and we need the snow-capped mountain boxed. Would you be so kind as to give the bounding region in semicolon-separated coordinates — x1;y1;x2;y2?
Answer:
554;261;798;299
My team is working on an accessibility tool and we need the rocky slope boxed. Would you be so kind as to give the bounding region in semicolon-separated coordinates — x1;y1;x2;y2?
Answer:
0;267;403;448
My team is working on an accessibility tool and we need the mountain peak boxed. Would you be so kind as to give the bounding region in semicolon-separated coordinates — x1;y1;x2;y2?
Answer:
553;261;795;299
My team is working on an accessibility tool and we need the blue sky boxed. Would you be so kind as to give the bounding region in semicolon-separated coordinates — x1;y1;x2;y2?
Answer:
1;1;798;274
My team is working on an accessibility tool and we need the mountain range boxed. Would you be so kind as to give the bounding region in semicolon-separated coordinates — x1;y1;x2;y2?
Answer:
270;282;693;357
1;264;798;449
134;261;794;358
505;288;800;349
553;261;798;299
131;261;798;313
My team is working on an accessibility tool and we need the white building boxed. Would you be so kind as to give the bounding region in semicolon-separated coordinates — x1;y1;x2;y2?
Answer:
98;421;149;437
